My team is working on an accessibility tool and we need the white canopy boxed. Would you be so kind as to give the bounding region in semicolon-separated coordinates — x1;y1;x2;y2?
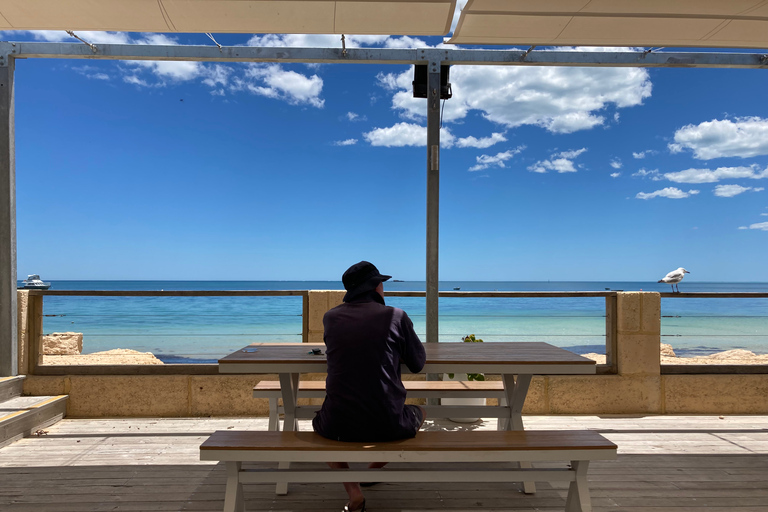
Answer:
0;0;457;35
449;0;768;49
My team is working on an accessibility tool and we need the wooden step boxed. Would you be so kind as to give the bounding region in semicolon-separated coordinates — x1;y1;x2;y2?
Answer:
0;395;68;448
0;376;25;402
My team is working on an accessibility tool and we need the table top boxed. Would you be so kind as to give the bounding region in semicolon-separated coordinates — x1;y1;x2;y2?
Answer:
218;342;597;375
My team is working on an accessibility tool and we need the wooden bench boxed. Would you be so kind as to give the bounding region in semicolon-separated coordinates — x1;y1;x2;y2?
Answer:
200;429;617;512
253;380;508;430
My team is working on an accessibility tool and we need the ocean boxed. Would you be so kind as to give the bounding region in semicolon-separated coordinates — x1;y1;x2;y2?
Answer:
25;280;768;363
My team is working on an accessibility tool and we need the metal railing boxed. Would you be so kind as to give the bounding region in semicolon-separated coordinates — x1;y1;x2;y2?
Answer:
659;292;768;374
21;289;618;375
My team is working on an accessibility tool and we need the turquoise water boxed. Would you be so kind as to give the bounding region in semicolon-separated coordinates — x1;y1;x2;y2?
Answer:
26;280;768;363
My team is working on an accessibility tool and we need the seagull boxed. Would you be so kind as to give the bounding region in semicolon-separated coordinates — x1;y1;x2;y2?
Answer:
658;267;690;293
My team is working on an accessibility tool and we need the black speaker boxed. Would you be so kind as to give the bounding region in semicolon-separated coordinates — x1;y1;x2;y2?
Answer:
412;64;452;99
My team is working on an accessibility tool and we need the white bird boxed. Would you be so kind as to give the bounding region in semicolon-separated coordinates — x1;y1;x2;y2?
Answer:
658;267;690;292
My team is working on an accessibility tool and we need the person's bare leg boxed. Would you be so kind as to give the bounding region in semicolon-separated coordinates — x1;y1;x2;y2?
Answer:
327;462;365;510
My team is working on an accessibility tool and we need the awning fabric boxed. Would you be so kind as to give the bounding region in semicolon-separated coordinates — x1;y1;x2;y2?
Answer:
0;0;457;36
448;0;768;49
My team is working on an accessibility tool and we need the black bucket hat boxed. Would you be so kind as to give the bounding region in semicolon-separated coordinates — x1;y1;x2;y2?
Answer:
342;261;392;302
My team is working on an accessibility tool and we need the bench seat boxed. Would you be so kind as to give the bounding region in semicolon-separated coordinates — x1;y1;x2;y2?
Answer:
253;379;507;430
201;429;617;512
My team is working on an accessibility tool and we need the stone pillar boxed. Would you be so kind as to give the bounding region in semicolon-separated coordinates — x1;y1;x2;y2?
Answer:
16;290;27;374
306;291;345;343
616;292;661;376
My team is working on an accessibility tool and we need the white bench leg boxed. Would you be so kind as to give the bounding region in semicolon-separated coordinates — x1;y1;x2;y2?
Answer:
268;397;279;432
276;373;300;495
565;460;592;512
224;461;244;512
502;374;536;494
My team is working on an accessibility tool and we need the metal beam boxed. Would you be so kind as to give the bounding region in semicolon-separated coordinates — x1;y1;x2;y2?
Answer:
1;42;767;69
426;61;440;347
0;54;16;377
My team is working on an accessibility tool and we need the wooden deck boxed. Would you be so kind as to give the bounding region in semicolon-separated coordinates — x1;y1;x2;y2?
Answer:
1;415;767;511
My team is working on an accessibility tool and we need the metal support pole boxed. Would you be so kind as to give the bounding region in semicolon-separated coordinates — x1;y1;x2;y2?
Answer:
0;53;17;376
425;59;441;394
425;61;440;346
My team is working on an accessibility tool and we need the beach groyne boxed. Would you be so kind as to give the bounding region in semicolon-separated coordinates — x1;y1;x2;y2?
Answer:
15;290;768;417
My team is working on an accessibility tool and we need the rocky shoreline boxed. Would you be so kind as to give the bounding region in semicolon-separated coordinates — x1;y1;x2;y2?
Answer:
582;343;768;365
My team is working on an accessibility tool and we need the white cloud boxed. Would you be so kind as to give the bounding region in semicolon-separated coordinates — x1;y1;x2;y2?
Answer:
469;146;525;171
383;35;429;49
362;122;506;150
528;148;587;174
130;60;203;81
72;66;111;81
669;117;768;159
123;75;153;88
241;64;324;108
450;0;469;34
610;158;623;169
632;168;662;180
333;139;358;146
664;165;768;184
362;122;455;147
632;150;657;159
17;30;132;44
713;184;764;197
454;132;507;149
377;62;651;134
636;187;699;200
201;65;232;88
610;172;621;178
246;33;423;50
346;112;366;122
741;221;768;230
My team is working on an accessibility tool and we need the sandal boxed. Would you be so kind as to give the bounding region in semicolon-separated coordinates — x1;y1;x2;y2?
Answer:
343;498;366;511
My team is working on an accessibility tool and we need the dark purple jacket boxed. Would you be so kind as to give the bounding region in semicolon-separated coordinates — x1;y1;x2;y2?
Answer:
312;291;426;442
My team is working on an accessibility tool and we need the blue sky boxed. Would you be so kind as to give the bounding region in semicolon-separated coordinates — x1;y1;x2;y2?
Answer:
5;21;768;282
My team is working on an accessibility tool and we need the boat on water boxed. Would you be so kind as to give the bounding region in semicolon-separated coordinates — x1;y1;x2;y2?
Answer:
18;274;51;290
453;287;461;290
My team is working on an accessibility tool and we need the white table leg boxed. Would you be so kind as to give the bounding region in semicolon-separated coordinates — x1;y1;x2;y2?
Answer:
502;373;536;494
267;397;279;432
278;373;300;432
565;460;592;512
224;461;244;512
276;373;300;495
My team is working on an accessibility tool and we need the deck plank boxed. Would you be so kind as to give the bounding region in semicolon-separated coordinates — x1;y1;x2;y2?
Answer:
1;416;767;511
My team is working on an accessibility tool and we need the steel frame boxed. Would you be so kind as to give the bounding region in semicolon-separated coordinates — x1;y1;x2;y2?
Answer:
1;41;766;375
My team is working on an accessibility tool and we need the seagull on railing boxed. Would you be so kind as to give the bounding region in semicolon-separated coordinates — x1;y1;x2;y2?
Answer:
658;267;690;293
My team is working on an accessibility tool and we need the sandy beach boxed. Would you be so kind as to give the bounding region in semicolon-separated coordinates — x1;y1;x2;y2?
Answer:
582;343;768;365
43;349;164;365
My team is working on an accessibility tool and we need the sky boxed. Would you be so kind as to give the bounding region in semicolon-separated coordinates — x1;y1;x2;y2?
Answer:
5;6;768;282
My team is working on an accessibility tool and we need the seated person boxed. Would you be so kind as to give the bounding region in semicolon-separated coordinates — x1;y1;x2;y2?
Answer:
313;261;426;512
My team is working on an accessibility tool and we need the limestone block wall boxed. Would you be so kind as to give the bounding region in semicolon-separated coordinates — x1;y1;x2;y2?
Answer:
16;290;28;373
306;290;345;342
18;290;768;417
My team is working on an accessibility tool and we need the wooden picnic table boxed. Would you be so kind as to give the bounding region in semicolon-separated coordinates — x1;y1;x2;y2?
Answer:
219;341;595;432
219;341;596;494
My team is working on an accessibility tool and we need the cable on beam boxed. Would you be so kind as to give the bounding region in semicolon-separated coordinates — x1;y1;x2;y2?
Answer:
65;31;97;53
205;33;222;52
